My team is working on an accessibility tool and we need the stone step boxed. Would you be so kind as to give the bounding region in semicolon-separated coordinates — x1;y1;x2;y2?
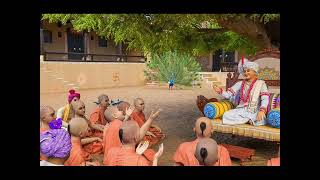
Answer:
209;80;220;83
145;82;159;86
211;81;222;85
49;74;58;77
201;74;213;78
205;77;218;81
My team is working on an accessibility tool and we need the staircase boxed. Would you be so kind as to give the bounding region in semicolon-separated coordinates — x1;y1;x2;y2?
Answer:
40;64;81;93
145;81;160;87
198;72;224;89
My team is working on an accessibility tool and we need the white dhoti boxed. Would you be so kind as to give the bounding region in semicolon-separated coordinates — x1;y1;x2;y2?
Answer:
222;107;266;126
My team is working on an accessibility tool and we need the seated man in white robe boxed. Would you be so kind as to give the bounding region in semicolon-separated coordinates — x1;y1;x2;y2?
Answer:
213;57;270;126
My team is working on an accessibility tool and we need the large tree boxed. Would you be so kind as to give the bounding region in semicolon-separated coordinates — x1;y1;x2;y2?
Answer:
42;14;279;56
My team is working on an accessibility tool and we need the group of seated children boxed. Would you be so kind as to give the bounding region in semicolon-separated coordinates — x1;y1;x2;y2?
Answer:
40;89;279;166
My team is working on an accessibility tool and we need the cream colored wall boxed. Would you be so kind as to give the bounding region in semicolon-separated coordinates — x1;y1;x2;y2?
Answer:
41;21;120;61
197;55;211;72
40;62;146;94
203;72;230;87
42;21;67;60
238;57;280;78
88;33;119;61
126;50;145;62
41;21;146;62
255;57;280;71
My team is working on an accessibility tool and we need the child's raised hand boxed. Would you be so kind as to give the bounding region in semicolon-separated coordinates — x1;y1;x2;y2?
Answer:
125;106;135;116
154;143;164;160
136;141;149;155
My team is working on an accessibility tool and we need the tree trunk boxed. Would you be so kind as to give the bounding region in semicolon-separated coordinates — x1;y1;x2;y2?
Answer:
217;17;272;50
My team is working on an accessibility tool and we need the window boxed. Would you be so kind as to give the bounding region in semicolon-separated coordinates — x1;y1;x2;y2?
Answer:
216;49;235;62
98;37;107;47
43;30;52;43
223;51;235;63
213;49;236;72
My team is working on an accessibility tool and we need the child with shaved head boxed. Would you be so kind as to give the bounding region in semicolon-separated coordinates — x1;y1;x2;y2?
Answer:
131;98;165;147
102;105;128;158
64;117;99;166
90;94;110;125
72;100;104;155
104;120;164;166
117;101;131;118
103;105;161;165
40;105;57;133
173;117;232;166
195;138;219;166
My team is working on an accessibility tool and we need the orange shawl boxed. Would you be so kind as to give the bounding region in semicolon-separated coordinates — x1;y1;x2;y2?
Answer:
104;146;151;166
130;111;165;146
173;138;232;166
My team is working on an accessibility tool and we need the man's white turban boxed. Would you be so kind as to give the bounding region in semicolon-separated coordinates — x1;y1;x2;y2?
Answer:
238;57;259;75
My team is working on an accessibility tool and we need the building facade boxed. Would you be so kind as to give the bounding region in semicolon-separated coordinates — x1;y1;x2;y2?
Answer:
40;20;145;63
40;20;240;72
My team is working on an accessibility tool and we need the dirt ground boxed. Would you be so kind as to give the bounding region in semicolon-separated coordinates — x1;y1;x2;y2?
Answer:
40;85;279;166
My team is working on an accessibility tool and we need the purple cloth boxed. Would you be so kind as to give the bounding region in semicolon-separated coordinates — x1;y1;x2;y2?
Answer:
40;129;72;158
48;118;62;129
68;89;80;103
276;95;280;108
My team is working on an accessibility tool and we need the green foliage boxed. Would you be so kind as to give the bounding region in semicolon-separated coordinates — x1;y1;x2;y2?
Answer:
250;14;280;23
42;14;279;56
145;51;201;86
220;31;258;54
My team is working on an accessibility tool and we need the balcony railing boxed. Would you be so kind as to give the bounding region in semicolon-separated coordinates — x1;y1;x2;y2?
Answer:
43;51;146;63
220;62;238;72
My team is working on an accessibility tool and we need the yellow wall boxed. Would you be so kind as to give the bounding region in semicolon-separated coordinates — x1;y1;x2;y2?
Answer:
40;62;146;94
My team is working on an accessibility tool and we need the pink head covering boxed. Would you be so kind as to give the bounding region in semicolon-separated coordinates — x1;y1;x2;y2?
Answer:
40;129;72;158
68;89;80;103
